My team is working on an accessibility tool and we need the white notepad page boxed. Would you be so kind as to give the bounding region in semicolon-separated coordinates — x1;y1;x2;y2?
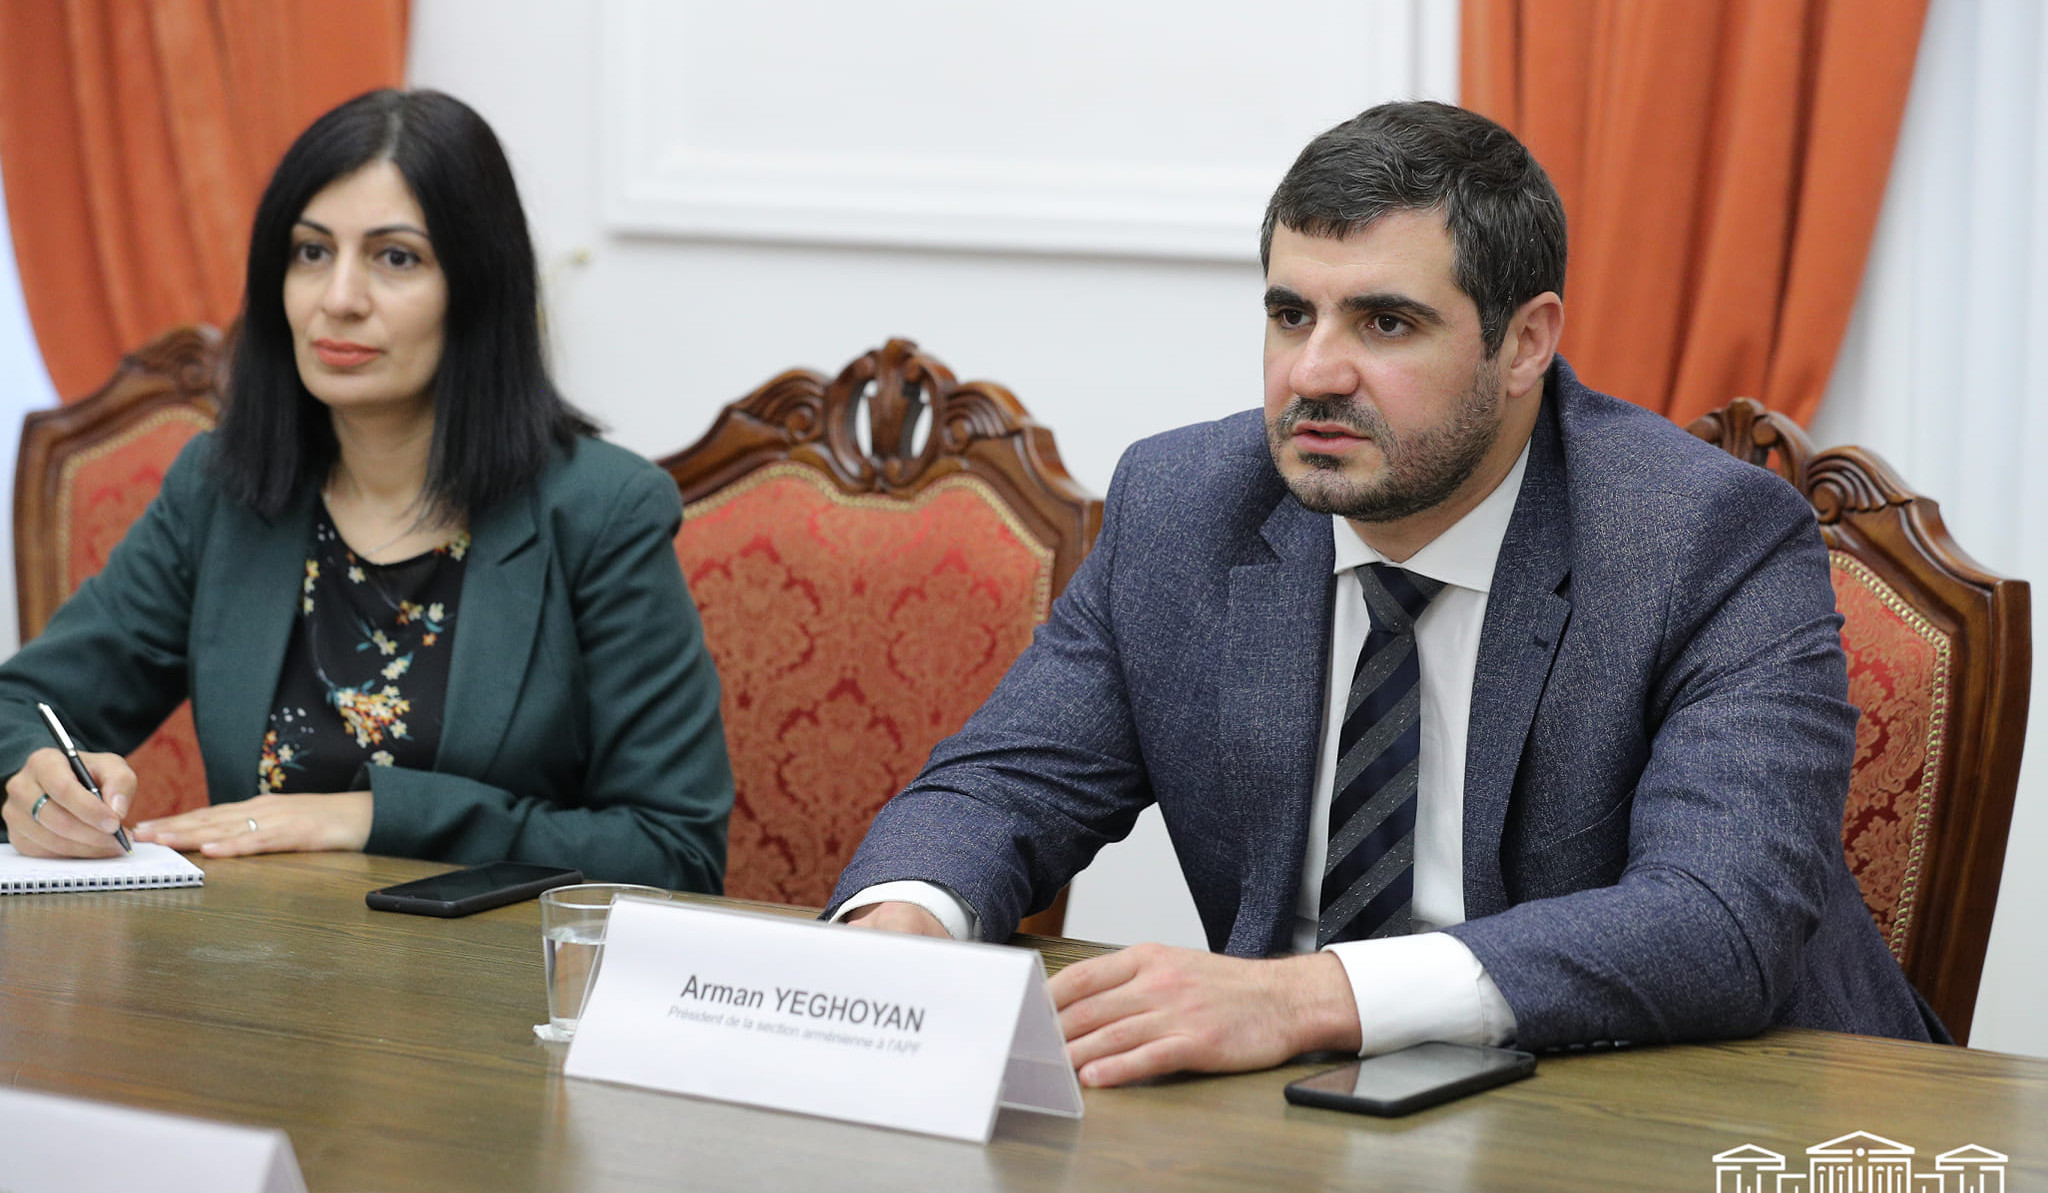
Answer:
0;842;204;894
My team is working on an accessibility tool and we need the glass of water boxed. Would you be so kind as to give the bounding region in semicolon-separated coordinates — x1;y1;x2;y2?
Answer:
539;883;672;1041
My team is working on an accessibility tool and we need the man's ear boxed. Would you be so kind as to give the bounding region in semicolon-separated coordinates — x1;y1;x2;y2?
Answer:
1501;292;1563;400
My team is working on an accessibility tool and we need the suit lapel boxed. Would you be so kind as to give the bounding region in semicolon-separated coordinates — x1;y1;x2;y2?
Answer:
192;487;317;799
1462;396;1573;919
435;488;545;777
1217;494;1333;956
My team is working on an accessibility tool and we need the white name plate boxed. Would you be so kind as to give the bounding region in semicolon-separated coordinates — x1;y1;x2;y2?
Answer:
0;1087;305;1193
562;898;1083;1143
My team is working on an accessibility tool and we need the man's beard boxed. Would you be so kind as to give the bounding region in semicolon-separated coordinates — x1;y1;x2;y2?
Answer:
1266;361;1504;523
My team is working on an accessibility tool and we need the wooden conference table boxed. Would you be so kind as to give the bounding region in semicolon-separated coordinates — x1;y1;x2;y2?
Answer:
1;853;2042;1192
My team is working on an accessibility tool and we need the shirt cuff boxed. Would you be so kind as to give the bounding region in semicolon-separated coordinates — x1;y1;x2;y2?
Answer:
1323;931;1519;1055
831;880;979;941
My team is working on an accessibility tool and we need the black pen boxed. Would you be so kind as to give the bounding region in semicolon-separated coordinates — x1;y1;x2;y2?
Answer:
36;701;132;853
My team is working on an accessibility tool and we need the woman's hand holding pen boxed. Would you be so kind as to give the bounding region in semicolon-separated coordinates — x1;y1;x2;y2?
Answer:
133;791;372;857
2;748;135;859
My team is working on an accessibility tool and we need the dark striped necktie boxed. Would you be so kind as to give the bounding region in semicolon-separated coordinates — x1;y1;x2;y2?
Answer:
1318;563;1446;948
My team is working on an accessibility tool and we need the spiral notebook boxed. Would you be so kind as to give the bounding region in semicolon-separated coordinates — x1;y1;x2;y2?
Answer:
0;843;205;894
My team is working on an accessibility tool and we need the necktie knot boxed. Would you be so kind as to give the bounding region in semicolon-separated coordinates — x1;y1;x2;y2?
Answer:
1358;563;1445;630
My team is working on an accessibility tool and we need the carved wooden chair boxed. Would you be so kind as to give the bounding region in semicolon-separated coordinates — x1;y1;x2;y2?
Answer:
662;339;1101;934
14;325;225;823
1688;398;2030;1041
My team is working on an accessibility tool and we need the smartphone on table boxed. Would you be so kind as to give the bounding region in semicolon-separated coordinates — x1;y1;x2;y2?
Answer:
366;861;583;917
1284;1042;1536;1116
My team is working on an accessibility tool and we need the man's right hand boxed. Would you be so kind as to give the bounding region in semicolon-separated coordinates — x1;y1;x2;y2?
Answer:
2;747;136;858
842;901;950;938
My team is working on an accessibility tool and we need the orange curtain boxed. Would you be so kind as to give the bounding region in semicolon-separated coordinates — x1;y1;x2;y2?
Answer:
0;0;408;400
1462;0;1926;426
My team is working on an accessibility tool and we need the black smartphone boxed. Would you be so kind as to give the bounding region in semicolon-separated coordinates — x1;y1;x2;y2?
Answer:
365;862;583;918
1284;1042;1535;1116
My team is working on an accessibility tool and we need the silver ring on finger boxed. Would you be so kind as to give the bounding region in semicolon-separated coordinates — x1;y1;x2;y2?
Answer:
30;792;50;823
246;817;259;833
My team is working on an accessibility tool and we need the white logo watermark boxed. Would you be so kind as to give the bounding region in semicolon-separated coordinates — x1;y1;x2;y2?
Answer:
1713;1131;2007;1192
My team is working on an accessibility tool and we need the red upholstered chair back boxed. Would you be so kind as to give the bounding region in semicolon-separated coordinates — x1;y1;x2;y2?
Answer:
661;340;1100;933
1688;398;2030;1041
15;325;224;823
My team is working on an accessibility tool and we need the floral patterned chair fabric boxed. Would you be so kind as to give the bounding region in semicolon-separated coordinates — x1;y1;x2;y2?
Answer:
15;325;224;823
1688;398;2029;1042
662;340;1100;933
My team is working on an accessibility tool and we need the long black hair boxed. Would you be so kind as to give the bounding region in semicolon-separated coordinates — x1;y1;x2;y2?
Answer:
213;88;596;520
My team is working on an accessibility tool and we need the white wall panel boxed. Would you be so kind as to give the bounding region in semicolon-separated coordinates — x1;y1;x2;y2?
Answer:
603;0;1435;260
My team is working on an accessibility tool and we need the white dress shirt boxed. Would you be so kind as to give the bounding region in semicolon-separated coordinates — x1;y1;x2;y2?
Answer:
838;444;1530;1055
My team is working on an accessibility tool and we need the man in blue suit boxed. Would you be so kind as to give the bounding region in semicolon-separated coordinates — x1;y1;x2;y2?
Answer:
829;101;1937;1087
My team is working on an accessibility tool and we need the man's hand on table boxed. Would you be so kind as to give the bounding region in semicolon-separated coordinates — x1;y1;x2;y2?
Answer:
848;900;1362;1088
842;900;951;937
1050;944;1362;1087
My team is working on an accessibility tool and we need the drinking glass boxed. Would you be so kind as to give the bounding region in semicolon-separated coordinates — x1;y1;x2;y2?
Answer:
538;883;671;1041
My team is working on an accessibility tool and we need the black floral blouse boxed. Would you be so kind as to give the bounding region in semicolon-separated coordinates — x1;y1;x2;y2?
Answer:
257;511;469;794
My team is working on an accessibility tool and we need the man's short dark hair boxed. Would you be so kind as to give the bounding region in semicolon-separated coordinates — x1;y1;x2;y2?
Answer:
1260;100;1566;356
214;88;597;520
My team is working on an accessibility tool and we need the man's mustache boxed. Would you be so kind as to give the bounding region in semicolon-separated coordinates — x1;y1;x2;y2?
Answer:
1275;396;1390;441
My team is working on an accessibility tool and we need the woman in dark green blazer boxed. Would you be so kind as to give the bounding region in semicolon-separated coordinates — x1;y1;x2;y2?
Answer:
0;91;733;892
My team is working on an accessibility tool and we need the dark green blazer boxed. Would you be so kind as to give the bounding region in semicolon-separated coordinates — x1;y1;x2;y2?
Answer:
0;433;733;891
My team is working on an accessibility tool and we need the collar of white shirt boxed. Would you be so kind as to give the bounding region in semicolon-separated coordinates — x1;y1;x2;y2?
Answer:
1328;439;1531;590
